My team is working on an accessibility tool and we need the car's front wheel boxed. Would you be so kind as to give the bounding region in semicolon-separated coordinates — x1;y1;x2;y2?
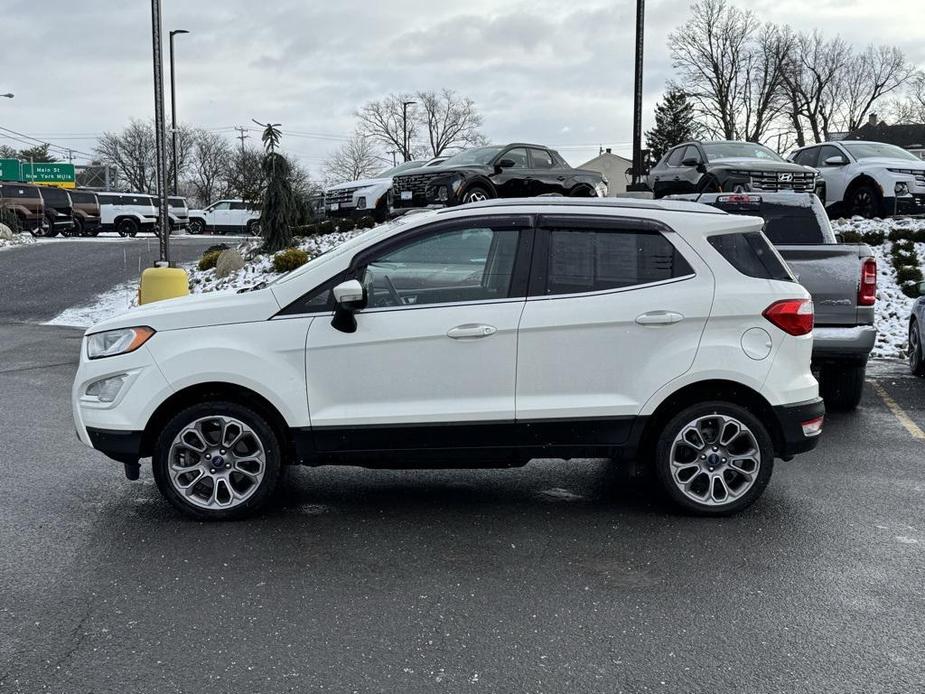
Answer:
246;219;260;236
848;183;882;218
117;218;139;237
911;322;925;377
153;402;283;520
654;402;774;516
461;185;492;204
188;218;205;235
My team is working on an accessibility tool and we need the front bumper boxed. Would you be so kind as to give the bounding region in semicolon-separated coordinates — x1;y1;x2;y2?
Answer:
812;325;876;365
773;397;825;457
86;428;144;464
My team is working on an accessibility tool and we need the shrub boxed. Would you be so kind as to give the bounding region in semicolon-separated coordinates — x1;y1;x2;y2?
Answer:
272;247;310;273
896;265;923;285
357;215;377;229
317;219;336;234
338;218;357;232
862;230;885;245
198;250;222;271
291;224;317;237
205;243;230;254
839;229;860;243
0;208;22;234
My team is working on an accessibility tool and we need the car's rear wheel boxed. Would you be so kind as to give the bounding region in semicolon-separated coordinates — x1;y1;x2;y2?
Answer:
41;213;58;237
910;322;925;377
188;218;205;235
246;219;260;236
117;218;139;237
152;402;283;520
654;402;774;516
818;363;865;411
461;185;492;204
72;216;86;237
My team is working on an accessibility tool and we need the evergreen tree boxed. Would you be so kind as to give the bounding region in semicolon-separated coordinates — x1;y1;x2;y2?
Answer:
645;86;698;163
254;121;297;253
17;144;58;163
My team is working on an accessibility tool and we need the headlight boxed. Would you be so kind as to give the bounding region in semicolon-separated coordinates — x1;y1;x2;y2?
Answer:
87;326;155;359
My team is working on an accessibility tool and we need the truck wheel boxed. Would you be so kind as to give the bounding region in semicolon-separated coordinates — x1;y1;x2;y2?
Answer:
848;184;882;219
152;401;283;521
41;213;58;237
654;402;774;516
188;218;205;235
910;322;925;377
819;363;866;411
117;218;139;238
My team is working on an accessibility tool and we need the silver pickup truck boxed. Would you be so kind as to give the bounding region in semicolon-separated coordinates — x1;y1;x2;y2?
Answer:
675;192;876;411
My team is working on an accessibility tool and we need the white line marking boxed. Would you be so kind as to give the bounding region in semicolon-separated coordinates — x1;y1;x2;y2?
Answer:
871;381;925;440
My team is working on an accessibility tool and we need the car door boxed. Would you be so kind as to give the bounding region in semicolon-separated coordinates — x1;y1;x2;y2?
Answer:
515;215;714;432
527;147;561;196
207;201;232;232
491;147;530;198
816;145;851;205
652;146;686;197
304;215;533;451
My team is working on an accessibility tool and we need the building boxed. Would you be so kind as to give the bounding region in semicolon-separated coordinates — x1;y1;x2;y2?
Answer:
577;149;632;195
843;114;925;160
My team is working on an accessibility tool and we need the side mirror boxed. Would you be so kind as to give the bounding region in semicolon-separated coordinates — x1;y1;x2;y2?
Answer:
496;158;516;171
681;157;701;168
824;155;847;166
331;279;365;333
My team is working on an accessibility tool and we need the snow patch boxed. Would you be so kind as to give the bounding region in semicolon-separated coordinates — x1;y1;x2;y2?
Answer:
45;280;139;328
0;232;37;251
538;487;585;502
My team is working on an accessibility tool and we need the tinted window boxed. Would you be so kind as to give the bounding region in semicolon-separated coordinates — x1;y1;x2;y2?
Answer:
362;225;520;307
818;145;846;167
544;229;693;295
3;184;40;198
793;148;818;167
97;194;119;205
230;202;247;210
709;200;831;245
210;201;231;211
708;232;793;281
702;142;783;161
681;145;701;164
39;187;69;206
500;148;528;169
666;147;685;167
168;197;187;208
70;191;97;204
842;142;919;161
529;148;555;169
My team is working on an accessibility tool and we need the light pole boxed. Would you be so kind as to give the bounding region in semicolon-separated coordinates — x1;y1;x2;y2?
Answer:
402;100;416;161
150;0;171;260
627;0;648;192
169;29;189;196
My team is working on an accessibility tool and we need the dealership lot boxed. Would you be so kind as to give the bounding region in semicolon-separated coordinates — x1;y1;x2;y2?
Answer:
0;243;923;693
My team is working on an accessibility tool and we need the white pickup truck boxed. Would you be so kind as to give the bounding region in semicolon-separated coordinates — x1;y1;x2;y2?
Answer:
187;200;260;235
789;140;925;218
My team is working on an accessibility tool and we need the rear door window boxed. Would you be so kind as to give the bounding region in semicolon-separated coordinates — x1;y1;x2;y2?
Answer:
666;147;685;167
708;232;794;281
529;148;556;169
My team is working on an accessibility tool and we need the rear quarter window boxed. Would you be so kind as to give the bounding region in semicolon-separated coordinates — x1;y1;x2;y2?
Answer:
708;232;794;282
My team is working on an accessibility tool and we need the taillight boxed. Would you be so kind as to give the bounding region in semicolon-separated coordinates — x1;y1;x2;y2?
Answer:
763;299;814;336
858;258;877;306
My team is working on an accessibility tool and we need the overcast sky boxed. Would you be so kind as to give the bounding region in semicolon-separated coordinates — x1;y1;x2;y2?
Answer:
2;0;923;178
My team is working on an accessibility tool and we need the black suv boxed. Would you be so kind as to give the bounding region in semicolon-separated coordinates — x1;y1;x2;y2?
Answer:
648;141;817;199
37;186;76;237
391;144;606;210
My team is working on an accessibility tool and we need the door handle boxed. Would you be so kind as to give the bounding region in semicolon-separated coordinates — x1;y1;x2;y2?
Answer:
447;324;497;339
635;311;683;325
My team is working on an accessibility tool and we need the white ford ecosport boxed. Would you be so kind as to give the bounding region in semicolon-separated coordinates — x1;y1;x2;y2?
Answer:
72;198;824;519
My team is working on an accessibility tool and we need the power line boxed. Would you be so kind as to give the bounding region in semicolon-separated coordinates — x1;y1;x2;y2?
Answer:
0;125;95;158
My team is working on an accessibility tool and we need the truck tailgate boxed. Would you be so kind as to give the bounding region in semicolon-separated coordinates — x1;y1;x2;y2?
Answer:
776;244;873;326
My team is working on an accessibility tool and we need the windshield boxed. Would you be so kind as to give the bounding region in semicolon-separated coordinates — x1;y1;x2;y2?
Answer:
375;161;425;178
703;143;784;162
441;146;504;167
842;142;919;161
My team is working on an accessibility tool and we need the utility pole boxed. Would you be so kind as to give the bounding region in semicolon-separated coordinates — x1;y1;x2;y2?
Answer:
169;29;189;196
388;150;397;167
627;0;648;192
234;126;249;155
401;100;416;162
150;0;171;259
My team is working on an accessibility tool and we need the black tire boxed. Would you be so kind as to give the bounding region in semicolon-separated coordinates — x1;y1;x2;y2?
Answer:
818;363;866;411
116;217;139;238
41;213;58;237
152;401;284;521
653;401;775;516
373;198;389;223
568;185;595;197
246;219;260;236
847;183;882;219
72;216;86;237
460;185;492;204
188;218;205;235
910;321;925;377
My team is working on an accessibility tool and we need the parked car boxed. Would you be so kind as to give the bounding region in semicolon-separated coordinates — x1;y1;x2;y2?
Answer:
390;144;607;211
0;182;44;234
909;282;925;376
649;141;818;199
790;140;925;218
325;158;447;222
674;192;876;410
69;189;102;236
98;193;158;237
187;200;259;235
168;196;189;232
36;186;76;237
72;196;823;520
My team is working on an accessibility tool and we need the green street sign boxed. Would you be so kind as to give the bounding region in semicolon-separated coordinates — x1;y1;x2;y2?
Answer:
0;158;22;181
20;162;76;188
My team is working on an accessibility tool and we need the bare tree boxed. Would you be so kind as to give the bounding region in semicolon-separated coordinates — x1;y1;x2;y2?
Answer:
418;89;487;156
838;45;916;132
187;130;232;206
95;119;157;192
225;146;266;203
738;24;794;142
322;132;384;184
889;72;925;123
357;94;420;161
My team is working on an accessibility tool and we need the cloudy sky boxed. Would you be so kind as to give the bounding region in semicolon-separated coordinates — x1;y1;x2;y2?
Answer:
2;0;923;178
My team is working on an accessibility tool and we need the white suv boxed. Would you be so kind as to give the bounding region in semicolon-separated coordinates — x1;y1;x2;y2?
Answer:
72;198;824;519
187;200;260;235
97;193;159;236
790;140;925;217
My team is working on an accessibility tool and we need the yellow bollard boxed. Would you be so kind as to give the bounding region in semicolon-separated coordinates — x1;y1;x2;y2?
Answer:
139;266;190;305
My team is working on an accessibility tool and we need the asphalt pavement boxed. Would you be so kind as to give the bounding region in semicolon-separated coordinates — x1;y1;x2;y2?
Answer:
0;240;923;693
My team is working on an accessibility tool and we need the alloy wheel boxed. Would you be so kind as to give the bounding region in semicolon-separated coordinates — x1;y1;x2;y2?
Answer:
669;414;761;507
851;188;877;218
464;190;489;203
167;415;267;510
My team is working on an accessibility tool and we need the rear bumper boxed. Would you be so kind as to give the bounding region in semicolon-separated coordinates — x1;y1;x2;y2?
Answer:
812;325;876;365
86;427;144;464
773;397;825;457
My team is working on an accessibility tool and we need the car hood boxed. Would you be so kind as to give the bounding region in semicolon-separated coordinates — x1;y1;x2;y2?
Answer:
395;165;492;179
85;287;281;335
858;157;925;171
709;158;813;173
327;176;393;191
